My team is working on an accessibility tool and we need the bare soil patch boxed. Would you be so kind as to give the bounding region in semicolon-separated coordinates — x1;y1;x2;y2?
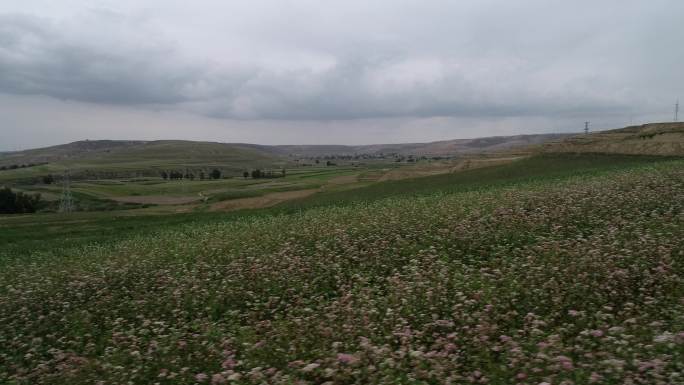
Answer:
112;195;200;205
378;156;524;182
210;189;319;211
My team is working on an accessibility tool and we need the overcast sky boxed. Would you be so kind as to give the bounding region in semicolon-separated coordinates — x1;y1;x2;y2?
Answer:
0;0;682;150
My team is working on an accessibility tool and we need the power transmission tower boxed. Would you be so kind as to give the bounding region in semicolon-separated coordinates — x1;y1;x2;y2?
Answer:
584;121;590;135
676;99;679;122
59;170;75;213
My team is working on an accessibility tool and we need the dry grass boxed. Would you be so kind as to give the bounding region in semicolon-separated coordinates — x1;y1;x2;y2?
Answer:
542;122;684;155
112;195;201;205
210;189;319;211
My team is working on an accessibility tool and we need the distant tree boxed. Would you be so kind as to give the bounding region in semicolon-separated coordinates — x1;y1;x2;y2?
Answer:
243;171;249;179
210;169;222;179
160;171;168;180
326;160;335;166
315;159;320;164
199;171;205;180
0;188;13;212
0;187;41;214
281;168;286;177
188;173;195;181
251;169;262;179
42;174;55;184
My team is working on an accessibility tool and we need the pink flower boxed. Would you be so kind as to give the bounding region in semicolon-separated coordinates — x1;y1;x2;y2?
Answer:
221;358;237;369
568;310;580;317
337;353;360;365
590;330;604;338
288;360;305;368
675;331;684;344
555;355;574;370
589;372;602;383
211;373;226;384
301;363;320;372
195;373;209;382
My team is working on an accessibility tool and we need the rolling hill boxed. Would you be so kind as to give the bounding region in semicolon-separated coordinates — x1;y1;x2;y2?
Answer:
275;133;571;156
541;122;684;155
0;133;571;181
0;140;283;181
5;123;680;184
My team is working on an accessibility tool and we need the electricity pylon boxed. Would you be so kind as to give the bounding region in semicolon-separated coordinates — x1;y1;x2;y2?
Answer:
58;170;74;213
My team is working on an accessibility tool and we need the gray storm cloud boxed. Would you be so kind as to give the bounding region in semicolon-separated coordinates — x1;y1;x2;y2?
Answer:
0;13;201;104
0;0;682;149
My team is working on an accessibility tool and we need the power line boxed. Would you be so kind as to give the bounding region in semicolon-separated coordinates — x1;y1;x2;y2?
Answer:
58;170;74;213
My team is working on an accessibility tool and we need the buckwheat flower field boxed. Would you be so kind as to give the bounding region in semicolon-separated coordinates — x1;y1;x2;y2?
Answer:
1;162;683;384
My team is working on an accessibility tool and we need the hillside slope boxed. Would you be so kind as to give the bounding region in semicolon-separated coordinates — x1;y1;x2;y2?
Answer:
541;122;684;155
0;140;282;180
2;160;683;384
0;133;572;181
277;133;571;156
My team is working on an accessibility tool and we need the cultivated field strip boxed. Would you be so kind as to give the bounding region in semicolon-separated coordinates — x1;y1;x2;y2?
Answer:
1;162;683;384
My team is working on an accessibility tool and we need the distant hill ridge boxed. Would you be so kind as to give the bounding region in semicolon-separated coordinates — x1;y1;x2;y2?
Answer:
275;133;572;156
0;140;278;167
0;132;572;167
3;123;681;169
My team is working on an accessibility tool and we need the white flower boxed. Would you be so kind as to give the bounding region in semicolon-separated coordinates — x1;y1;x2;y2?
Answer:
653;332;674;343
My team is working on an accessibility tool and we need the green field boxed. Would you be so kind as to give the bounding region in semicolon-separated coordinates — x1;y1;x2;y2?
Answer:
280;153;675;210
0;141;282;183
0;154;670;259
5;164;380;213
1;153;683;384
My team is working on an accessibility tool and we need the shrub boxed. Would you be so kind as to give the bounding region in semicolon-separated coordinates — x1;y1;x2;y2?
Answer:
0;187;42;214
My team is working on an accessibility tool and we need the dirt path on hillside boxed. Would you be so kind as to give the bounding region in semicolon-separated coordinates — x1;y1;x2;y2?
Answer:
210;174;360;212
210;189;319;211
378;156;525;182
449;156;525;172
112;195;200;205
324;174;358;186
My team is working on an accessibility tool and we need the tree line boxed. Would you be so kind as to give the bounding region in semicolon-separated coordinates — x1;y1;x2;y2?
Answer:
160;169;222;180
243;169;286;179
0;187;42;214
0;162;48;172
160;168;287;180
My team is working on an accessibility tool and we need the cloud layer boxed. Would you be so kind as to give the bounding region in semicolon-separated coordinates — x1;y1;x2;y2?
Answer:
0;0;682;148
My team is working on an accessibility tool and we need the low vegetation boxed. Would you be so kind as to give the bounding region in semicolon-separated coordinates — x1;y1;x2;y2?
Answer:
280;153;673;210
0;187;42;214
1;154;682;384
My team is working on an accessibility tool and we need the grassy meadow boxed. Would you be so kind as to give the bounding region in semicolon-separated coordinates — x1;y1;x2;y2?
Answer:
1;153;683;384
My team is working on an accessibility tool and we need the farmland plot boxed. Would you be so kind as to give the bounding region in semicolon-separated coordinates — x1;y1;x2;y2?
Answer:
0;161;683;384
